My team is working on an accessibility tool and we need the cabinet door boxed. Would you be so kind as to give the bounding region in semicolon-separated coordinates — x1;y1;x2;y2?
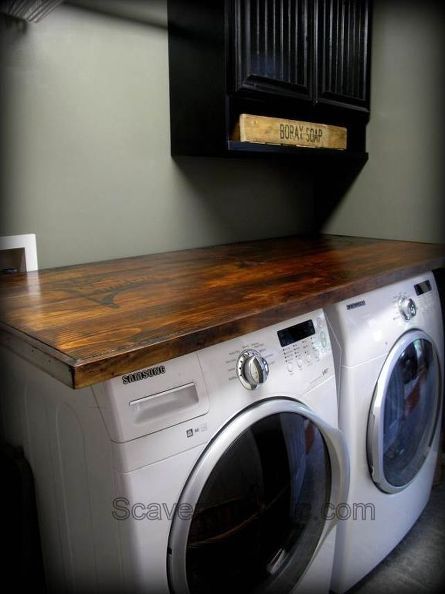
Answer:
230;0;313;101
316;0;370;112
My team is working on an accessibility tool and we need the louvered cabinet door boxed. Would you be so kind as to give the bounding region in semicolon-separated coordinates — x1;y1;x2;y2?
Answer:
230;0;314;101
316;0;370;112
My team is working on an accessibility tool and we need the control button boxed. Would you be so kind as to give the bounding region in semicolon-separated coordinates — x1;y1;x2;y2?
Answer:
287;363;293;373
316;316;324;328
296;358;303;369
237;349;269;390
320;331;327;348
398;297;417;320
306;354;311;363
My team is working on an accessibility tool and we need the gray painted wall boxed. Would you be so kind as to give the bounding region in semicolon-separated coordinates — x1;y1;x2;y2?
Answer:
1;0;443;270
321;0;445;243
0;1;313;268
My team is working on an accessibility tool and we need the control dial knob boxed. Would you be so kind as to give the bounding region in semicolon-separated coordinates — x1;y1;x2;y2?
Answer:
237;349;269;390
398;297;417;320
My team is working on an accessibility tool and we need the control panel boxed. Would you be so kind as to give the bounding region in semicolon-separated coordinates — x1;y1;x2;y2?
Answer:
279;315;330;375
326;272;440;367
392;277;435;323
197;309;333;395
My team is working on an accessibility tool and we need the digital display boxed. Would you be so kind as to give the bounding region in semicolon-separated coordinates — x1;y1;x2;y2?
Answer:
414;280;432;296
278;320;315;347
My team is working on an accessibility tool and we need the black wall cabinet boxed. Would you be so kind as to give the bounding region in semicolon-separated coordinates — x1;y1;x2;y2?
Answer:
168;0;371;158
230;0;313;102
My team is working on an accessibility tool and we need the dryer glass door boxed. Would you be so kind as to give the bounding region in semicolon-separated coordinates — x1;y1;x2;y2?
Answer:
168;398;348;594
367;330;441;493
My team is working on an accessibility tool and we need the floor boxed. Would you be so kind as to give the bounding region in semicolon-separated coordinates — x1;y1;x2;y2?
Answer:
346;462;445;594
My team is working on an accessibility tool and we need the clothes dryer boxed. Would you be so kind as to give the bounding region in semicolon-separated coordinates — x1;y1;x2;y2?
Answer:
1;308;348;594
325;272;443;593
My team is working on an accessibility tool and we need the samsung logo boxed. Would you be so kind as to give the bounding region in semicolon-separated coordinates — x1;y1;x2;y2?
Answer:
346;300;366;310
122;366;166;384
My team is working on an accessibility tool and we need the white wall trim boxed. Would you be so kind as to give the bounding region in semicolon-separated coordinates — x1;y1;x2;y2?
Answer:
0;234;39;271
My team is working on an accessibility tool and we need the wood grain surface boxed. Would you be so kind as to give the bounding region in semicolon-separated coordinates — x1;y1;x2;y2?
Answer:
235;114;347;150
1;234;444;389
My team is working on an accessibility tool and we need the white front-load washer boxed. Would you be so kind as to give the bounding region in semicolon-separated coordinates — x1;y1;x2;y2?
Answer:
1;308;348;594
325;272;443;593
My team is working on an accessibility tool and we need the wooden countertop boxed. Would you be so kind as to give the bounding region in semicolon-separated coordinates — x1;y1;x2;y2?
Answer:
1;234;444;389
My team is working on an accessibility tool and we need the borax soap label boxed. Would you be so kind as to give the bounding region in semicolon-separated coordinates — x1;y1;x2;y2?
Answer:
236;114;347;150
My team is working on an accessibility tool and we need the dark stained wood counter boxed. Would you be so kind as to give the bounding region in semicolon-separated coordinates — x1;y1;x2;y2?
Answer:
1;234;445;389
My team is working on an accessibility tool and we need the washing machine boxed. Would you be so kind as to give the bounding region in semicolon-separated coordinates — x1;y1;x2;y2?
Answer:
0;308;348;594
325;272;444;593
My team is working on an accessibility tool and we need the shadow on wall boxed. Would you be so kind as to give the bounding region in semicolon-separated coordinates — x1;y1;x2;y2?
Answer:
66;0;167;29
313;160;368;230
0;14;26;214
172;156;316;244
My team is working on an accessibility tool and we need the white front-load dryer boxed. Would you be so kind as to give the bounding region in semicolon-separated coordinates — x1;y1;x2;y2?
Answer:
0;308;348;593
325;272;443;593
94;308;348;594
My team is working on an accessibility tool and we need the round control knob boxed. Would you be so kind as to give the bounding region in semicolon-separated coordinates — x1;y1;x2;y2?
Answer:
398;297;417;320
237;349;269;390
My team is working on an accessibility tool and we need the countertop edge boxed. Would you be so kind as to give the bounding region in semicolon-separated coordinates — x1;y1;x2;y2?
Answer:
0;323;76;387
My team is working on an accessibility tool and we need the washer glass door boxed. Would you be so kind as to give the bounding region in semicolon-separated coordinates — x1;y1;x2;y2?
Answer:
168;398;348;594
367;330;441;493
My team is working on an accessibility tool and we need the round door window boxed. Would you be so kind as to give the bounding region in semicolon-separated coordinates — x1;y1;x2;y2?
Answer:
168;400;345;594
368;332;441;493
